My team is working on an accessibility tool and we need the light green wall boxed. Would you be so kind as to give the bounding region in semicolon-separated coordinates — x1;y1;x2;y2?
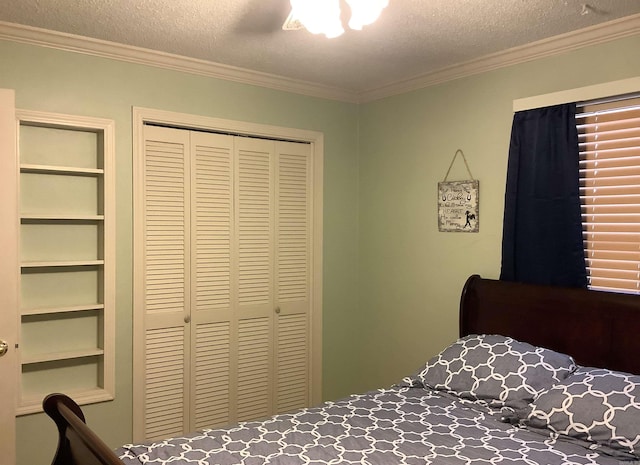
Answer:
357;34;640;390
3;31;640;465
0;39;361;465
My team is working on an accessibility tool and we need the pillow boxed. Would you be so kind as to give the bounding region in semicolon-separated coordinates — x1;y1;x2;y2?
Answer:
418;334;576;410
527;367;640;457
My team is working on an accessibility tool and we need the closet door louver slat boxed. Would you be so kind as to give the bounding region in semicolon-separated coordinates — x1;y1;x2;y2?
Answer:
237;141;273;307
276;313;308;412
145;327;186;440
237;317;271;421
194;321;231;429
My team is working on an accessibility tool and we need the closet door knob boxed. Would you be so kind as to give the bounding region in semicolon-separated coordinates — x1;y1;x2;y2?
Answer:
275;307;281;314
0;340;8;357
184;315;191;324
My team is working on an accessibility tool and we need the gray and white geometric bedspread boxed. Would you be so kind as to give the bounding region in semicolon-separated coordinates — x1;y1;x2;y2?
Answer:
117;385;619;465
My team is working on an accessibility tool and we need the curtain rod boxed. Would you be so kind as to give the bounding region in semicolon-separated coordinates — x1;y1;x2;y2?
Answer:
576;91;640;108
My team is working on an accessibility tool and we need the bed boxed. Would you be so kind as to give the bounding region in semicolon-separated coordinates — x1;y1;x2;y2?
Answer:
44;274;640;465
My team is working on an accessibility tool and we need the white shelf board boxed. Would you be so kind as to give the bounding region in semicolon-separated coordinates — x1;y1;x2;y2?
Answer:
21;348;104;365
20;214;104;221
20;163;104;176
20;259;104;268
17;387;114;416
21;303;105;316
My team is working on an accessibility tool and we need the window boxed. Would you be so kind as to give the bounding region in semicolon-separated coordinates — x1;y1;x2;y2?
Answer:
577;96;640;293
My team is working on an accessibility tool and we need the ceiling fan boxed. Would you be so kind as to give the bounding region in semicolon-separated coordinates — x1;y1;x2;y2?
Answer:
282;0;390;38
235;0;388;39
282;10;304;32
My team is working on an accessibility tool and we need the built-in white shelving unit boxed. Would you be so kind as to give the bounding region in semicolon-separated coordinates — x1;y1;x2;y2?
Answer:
17;110;115;415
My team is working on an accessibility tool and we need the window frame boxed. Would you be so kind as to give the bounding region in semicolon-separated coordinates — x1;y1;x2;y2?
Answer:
513;78;640;294
576;96;640;293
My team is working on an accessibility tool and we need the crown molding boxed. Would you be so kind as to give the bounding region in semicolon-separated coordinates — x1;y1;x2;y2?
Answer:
1;14;639;105
0;20;359;103
358;13;640;103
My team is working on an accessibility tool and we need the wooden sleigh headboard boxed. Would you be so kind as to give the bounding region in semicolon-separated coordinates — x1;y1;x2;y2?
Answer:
44;275;640;465
460;275;640;375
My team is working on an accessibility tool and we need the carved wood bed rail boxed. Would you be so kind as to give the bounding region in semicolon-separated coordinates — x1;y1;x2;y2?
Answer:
43;393;124;465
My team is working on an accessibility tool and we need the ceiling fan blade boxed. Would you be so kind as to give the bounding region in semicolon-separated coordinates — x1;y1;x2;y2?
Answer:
235;0;292;35
282;10;304;31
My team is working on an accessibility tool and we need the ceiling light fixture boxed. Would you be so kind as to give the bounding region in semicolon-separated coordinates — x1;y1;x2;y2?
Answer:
288;0;389;39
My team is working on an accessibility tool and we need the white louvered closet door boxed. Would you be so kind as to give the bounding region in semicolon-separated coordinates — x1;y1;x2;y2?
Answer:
275;141;312;414
141;125;192;440
234;137;276;421
189;131;235;430
137;125;313;441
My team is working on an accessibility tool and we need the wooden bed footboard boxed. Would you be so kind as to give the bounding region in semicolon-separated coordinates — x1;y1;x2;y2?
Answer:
43;393;124;465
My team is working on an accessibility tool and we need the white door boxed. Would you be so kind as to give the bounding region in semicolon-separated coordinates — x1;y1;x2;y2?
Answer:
0;89;18;463
234;136;276;422
189;130;235;430
274;141;312;414
135;125;191;440
135;124;315;441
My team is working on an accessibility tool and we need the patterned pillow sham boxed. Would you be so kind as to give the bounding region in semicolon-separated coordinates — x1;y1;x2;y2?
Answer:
527;367;640;457
418;334;576;410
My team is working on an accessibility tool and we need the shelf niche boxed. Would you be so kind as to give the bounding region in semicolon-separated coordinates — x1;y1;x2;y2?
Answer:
17;110;115;415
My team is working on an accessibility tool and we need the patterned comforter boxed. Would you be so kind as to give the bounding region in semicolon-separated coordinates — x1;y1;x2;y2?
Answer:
117;384;620;465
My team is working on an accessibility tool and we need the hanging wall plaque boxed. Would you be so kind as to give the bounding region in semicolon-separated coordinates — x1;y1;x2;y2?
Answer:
438;150;479;232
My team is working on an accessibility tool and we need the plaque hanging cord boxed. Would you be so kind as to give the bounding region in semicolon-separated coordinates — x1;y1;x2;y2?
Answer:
443;149;474;182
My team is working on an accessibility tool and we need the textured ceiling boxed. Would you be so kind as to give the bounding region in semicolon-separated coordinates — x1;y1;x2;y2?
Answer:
1;0;640;94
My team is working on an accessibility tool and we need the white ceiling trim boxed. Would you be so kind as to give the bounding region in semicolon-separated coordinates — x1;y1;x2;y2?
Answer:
359;13;640;103
0;20;358;103
1;14;640;105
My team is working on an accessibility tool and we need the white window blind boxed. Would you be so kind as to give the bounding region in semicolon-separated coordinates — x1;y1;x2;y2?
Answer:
577;96;640;293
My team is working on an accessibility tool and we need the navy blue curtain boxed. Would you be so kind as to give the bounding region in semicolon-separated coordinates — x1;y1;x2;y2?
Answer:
500;103;587;288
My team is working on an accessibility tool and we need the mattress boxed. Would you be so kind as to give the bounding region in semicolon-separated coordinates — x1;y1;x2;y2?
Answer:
117;384;617;465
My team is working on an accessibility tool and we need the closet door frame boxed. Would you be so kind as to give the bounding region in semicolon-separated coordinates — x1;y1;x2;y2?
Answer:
132;107;323;440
